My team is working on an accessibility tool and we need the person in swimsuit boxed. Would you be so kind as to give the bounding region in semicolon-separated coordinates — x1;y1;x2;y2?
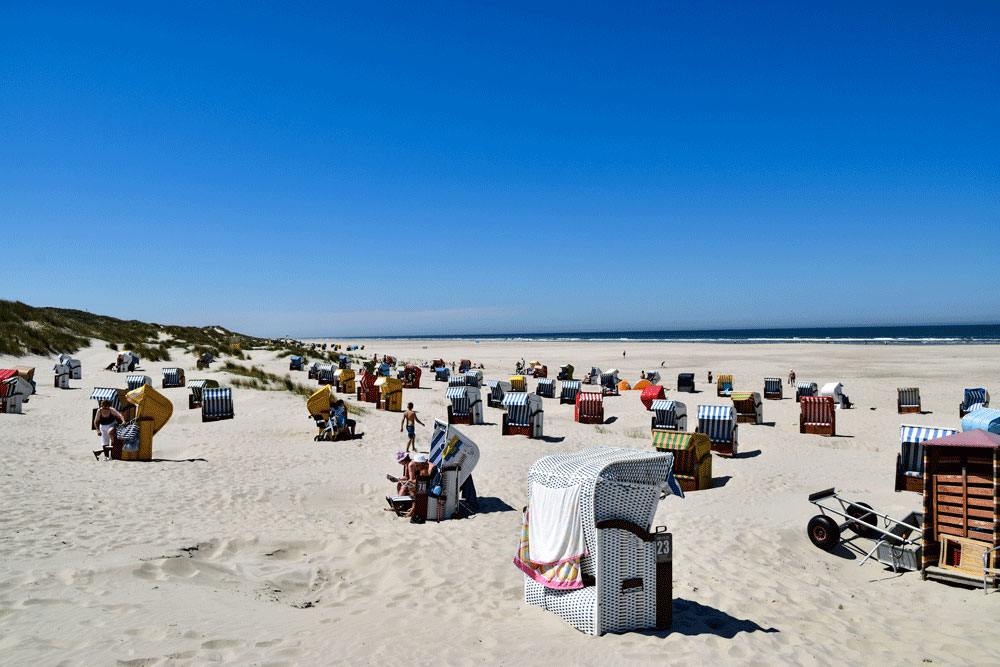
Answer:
400;402;424;452
93;400;124;460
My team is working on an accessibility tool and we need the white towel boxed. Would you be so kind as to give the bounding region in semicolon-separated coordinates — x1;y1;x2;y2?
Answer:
527;482;586;565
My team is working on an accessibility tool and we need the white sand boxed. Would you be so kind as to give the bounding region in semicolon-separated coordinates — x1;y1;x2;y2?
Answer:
2;339;999;665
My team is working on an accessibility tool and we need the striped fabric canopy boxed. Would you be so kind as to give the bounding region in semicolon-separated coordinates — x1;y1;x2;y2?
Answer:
89;387;121;409
652;430;697;451
162;368;180;376
537;378;554;387
188;379;209;389
651;399;675;412
486;379;501;389
800;396;834;424
465;370;482;378
796;382;816;390
764;378;781;390
448;376;467;387
577;391;603;403
730;392;754;401
202;387;233;417
697;405;733;421
899;425;957;476
445;386;469;399
126;375;150;389
561;380;581;390
697;405;735;441
502;391;530;407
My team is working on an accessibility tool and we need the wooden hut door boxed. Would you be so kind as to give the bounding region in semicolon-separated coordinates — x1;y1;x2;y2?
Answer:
931;452;995;544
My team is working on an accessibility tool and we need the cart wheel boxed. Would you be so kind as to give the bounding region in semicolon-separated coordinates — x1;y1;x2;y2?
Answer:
807;515;840;551
846;502;878;539
314;435;322;442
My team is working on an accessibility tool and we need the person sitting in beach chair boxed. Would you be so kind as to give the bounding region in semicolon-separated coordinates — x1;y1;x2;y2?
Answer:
386;452;438;521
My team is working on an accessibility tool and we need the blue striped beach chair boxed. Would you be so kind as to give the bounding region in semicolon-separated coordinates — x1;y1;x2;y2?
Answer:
161;367;185;388
464;369;484;387
536;378;555;398
696;405;738;456
560;380;581;405
486;379;511;408
961;407;1000;435
959;388;990;418
795;381;818;402
446;386;483;425
126;375;152;390
201;387;235;422
502;391;543;437
763;378;783;400
448;375;468;388
895;424;957;492
89;387;136;428
651;399;687;431
289;355;304;371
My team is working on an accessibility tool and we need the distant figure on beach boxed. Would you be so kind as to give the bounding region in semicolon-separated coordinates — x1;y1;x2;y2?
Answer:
451;361;456;372
333;399;356;438
623;350;626;359
92;400;124;459
400;402;425;452
640;371;646;379
789;370;796;385
707;371;713;383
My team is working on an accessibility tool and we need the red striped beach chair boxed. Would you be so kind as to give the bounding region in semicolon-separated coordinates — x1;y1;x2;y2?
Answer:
575;391;604;424
799;396;835;436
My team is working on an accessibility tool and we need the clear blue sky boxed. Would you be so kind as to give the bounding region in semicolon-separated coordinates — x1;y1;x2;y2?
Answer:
4;2;998;336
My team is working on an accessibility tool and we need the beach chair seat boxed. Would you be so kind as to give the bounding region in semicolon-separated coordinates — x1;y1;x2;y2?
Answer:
334;368;355;393
643;370;661;386
535;378;555;398
799;396;835;436
399;365;421;388
501;392;543;437
730;392;763;425
716;374;733;397
897;387;921;413
650;399;687;431
161;367;186;388
201;387;235;422
356;372;379;403
763;377;783;400
447;386;483;425
640;385;665;410
895;425;956;492
186;379;219;409
959;388;990;418
559;380;581;405
375;377;403;412
795;381;818;402
651;430;712;492
518;447;683;635
575;391;604;425
463;369;483;387
404;420;480;521
486;379;512;408
58;354;82;380
459;359;472;373
676;373;695;393
531;364;547;378
820;382;849;409
696;405;738;456
53;362;71;389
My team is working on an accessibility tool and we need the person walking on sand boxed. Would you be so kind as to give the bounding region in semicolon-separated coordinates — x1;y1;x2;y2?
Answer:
400;402;425;452
789;369;796;386
93;399;125;460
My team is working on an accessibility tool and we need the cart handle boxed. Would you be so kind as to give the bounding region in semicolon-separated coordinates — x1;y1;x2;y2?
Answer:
808;488;837;502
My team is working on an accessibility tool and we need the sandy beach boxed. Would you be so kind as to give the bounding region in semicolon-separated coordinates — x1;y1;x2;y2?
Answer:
0;339;997;665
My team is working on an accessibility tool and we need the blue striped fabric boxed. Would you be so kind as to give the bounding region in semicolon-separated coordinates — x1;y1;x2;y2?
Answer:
445;387;468;399
651;400;676;427
126;375;150;390
764;378;781;392
448;376;467;387
537;378;554;387
961;408;1000;434
502;392;530;406
486;379;500;389
561;380;581;391
162;368;181;385
962;388;989;409
650;399;674;412
89;387;121;410
202;388;234;418
899;425;957;477
696;405;735;442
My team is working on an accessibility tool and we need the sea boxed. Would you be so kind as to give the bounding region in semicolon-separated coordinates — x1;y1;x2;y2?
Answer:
354;324;1000;345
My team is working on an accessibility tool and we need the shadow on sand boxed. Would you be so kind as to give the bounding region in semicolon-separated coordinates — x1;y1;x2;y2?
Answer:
641;598;779;638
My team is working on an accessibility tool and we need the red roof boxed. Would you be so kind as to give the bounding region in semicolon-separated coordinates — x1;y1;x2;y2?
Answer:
923;429;1000;450
0;369;16;382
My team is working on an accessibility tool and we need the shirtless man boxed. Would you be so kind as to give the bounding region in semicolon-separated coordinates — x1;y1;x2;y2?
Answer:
400;402;425;452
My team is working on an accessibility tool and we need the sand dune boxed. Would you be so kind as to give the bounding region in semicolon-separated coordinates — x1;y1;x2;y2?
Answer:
2;340;998;665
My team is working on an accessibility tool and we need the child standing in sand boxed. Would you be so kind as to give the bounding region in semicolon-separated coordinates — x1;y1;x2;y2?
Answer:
400;402;425;452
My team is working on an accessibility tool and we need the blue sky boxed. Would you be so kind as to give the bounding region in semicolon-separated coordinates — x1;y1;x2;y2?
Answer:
4;2;998;336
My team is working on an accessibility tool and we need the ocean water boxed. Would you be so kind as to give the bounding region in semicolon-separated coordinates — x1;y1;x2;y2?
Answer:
358;324;1000;345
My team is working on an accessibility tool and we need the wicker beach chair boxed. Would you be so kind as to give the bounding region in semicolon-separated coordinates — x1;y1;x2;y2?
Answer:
651;430;711;492
334;368;355;393
696;405;738;456
502;391;543;437
676;373;695;393
536;378;555;398
464;369;484;387
120;384;173;461
897;387;921;413
557;364;574;381
959;388;990;418
799;396;835;436
763;377;783;400
730;392;763;425
716;374;733;397
895;425;957;492
89;387;137;426
447;386;483;425
399;365;421;388
575;391;604;425
187;379;220;409
560;380;581;405
289;355;304;371
0;374;32;414
518;446;683;635
509;375;527;393
600;370;620;396
375;377;403;412
640;385;665;410
58;354;82;379
434;367;450;382
486;379;512;408
795;381;818;402
201;387;235;422
161;367;186;388
650;399;687;432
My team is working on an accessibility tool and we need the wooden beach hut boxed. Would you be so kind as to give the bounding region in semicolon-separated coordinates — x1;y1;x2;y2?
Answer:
919;429;1000;590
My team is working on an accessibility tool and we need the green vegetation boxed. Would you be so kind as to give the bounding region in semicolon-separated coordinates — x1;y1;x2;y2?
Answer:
221;361;368;415
0;299;269;359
